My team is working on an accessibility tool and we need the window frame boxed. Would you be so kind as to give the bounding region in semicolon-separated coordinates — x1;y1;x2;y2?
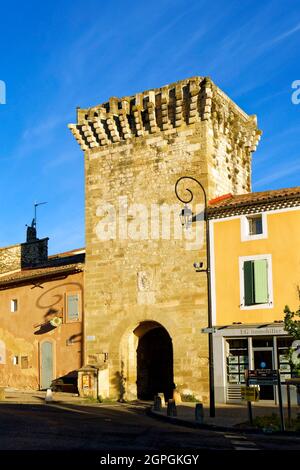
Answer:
239;254;273;310
241;212;268;241
65;292;81;323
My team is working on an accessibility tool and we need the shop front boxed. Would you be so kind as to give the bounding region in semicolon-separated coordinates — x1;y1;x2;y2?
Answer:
213;323;299;405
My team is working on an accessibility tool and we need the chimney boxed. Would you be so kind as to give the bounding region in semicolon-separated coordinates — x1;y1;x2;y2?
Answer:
0;227;49;275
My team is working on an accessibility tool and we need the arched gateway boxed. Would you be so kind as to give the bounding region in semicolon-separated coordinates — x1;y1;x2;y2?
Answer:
70;77;261;403
134;321;173;401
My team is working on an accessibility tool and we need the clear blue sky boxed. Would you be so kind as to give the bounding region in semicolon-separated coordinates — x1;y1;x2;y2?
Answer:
0;0;299;253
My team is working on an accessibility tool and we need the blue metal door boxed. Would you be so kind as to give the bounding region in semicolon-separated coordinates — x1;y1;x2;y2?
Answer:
40;341;53;390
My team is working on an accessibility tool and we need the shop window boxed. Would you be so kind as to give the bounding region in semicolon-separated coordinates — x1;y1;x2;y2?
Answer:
240;255;273;308
66;293;80;322
277;337;294;382
226;339;249;385
252;338;273;348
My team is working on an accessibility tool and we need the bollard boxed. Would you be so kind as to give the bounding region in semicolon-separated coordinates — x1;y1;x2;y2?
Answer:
153;395;162;412
167;399;177;417
195;403;204;424
45;388;53;403
157;392;166;407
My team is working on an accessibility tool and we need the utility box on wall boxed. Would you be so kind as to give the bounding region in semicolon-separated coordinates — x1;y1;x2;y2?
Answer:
78;365;99;398
78;364;110;400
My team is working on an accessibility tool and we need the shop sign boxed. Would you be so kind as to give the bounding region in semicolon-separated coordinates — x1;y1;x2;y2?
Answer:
201;327;217;334
214;327;286;337
247;369;278;385
241;386;259;402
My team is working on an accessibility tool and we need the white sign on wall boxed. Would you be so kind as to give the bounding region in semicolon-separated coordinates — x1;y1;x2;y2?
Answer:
0;340;6;364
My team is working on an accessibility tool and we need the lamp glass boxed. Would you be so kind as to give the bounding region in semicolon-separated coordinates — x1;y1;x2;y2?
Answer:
180;204;193;229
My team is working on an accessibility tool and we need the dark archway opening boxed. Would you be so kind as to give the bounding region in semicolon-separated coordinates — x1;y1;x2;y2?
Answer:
136;326;174;401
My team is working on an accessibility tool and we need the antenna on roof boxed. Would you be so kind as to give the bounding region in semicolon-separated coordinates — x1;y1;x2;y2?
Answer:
34;201;47;231
26;202;47;242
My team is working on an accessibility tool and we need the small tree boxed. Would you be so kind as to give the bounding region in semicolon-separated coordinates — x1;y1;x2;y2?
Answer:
283;305;300;376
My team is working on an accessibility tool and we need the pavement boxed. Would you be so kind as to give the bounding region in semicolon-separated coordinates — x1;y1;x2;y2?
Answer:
149;400;300;433
1;388;87;405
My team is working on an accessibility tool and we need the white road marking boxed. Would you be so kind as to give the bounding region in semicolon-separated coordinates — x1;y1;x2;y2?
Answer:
234;447;258;450
224;433;258;450
231;440;256;446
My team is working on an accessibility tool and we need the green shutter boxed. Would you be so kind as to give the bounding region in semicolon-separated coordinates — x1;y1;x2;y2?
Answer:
244;261;254;306
254;259;269;304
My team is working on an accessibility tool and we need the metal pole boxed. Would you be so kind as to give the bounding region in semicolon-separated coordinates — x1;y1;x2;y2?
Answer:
277;371;285;432
246;370;253;425
206;213;215;418
34;201;47;231
175;176;215;418
287;383;291;428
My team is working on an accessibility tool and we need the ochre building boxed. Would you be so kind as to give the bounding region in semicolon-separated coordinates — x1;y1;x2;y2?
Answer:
69;76;261;401
208;187;300;404
0;228;84;390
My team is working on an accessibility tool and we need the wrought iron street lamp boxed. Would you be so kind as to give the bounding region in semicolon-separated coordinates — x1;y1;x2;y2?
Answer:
179;204;193;229
175;176;215;418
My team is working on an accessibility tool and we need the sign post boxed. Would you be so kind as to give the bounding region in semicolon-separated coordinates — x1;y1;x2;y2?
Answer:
245;369;285;432
277;370;285;432
244;370;253;425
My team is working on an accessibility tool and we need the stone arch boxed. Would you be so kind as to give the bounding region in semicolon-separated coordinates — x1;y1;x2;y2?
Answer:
117;319;174;401
136;321;174;400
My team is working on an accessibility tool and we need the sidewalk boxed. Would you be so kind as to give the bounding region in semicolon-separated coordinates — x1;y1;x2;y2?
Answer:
150;401;300;432
0;388;87;405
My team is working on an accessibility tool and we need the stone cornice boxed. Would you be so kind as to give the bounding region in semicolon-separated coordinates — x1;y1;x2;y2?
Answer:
68;76;262;152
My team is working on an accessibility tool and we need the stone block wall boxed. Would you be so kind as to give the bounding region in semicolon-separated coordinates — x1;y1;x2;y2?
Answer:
0;238;49;274
69;76;261;401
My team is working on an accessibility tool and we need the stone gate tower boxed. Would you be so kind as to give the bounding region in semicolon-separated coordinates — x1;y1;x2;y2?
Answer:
69;76;261;401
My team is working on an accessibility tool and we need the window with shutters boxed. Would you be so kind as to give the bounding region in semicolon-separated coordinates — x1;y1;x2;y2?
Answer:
241;213;267;241
239;255;273;309
66;293;81;322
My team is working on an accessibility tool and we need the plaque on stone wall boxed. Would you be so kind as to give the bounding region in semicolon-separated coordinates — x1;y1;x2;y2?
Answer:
137;270;155;304
137;271;151;291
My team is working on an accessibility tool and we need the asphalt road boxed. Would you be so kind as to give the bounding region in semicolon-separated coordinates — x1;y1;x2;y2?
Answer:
0;402;299;453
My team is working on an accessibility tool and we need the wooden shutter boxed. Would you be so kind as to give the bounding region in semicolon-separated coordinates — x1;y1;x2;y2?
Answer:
254;259;269;304
243;261;254;305
67;293;80;321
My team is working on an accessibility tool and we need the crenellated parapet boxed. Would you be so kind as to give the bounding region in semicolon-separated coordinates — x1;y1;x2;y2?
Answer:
68;76;262;154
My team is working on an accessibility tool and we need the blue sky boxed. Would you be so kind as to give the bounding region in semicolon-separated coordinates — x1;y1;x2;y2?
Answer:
0;0;299;253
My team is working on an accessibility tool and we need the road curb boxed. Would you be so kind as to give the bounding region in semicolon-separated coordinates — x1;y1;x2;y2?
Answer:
147;407;300;437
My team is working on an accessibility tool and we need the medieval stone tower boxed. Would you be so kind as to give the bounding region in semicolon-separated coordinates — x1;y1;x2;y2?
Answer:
69;76;261;401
